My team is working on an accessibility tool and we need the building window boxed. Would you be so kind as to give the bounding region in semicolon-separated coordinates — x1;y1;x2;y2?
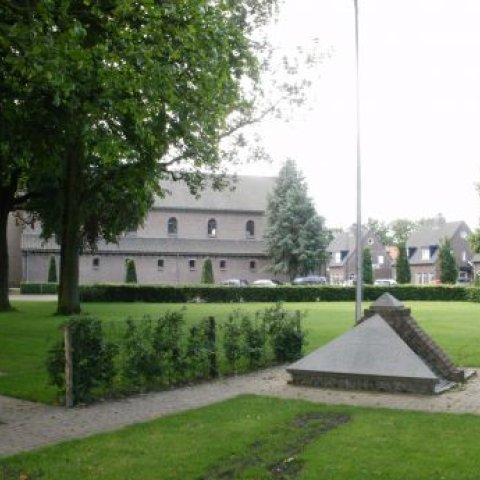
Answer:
92;257;100;270
378;255;384;265
189;259;196;271
249;260;256;271
208;218;217;237
246;220;255;238
367;237;374;246
167;217;178;236
462;251;467;262
421;248;430;261
220;260;227;270
157;259;164;270
334;252;341;263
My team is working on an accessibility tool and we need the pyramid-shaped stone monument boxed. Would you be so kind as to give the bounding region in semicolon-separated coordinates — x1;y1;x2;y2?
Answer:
287;293;474;394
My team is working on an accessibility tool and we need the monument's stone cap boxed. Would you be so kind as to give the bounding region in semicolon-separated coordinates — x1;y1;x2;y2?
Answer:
372;293;404;309
288;314;437;381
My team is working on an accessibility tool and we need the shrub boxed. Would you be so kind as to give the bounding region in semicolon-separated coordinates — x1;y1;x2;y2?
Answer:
241;314;267;369
46;316;117;405
223;312;243;372
261;303;306;363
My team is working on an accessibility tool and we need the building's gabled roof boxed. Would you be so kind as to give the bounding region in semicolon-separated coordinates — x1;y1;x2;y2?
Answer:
22;234;267;257
327;227;379;267
154;175;276;213
407;221;470;265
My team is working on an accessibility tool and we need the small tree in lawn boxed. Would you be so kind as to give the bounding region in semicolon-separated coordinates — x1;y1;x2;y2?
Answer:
201;258;214;284
362;248;373;285
439;239;457;284
48;256;57;283
396;243;411;284
125;259;137;284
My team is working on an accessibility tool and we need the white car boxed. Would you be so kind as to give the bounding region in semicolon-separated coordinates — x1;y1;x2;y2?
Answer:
374;279;397;286
252;279;277;287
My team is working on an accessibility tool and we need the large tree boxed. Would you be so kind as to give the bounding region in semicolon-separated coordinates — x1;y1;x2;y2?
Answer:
439;239;458;284
3;0;282;314
265;159;329;280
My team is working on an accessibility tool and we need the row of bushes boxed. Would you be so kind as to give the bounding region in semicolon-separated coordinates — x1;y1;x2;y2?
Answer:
22;282;480;302
47;304;306;405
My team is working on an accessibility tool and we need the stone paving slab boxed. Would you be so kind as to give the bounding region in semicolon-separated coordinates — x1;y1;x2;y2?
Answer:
1;367;479;458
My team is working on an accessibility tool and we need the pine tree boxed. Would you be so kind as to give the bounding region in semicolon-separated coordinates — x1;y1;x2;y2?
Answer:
125;259;138;284
362;248;373;285
265;159;329;280
396;243;411;284
439;239;457;284
47;256;57;283
201;258;214;284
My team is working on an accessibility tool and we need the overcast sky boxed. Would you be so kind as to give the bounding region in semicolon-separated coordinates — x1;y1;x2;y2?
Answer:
237;0;480;231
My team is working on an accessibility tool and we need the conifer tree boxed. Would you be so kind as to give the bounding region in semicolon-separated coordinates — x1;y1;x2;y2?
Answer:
48;256;57;283
362;247;373;285
125;259;138;284
396;243;411;284
201;258;214;284
439;239;457;284
265;159;329;280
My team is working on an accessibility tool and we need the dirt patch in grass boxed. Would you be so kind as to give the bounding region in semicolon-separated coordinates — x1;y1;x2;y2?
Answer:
200;412;351;479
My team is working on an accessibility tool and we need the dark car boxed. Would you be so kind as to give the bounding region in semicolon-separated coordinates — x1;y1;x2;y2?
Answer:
292;276;327;285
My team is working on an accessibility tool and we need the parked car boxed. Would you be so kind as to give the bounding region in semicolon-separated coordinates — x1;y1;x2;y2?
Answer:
219;278;249;286
292;276;327;285
252;279;277;287
374;279;397;286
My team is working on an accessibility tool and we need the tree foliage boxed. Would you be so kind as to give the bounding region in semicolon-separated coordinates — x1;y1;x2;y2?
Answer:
265;159;329;280
201;258;214;284
439;239;458;284
2;0;280;314
396;243;411;284
362;247;373;285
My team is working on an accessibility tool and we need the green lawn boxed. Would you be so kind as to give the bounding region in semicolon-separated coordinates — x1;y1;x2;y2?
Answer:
1;300;480;403
2;395;480;479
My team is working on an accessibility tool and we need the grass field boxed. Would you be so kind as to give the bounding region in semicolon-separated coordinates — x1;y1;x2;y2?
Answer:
2;394;480;479
1;300;480;403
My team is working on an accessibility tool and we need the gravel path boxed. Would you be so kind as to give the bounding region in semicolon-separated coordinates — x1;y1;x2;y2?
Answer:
1;366;480;458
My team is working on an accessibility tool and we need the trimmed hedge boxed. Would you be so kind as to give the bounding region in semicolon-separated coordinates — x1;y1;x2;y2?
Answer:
20;282;478;303
79;284;473;303
20;282;59;294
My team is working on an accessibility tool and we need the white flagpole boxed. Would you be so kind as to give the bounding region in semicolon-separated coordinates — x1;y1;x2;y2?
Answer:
354;0;363;324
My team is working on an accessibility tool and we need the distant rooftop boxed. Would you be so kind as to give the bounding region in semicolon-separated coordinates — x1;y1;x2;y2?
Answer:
154;176;276;213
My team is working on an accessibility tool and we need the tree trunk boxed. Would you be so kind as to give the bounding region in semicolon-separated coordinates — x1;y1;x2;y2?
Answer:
57;147;82;315
0;206;11;312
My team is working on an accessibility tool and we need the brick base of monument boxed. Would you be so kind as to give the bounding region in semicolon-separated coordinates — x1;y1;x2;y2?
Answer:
288;370;438;395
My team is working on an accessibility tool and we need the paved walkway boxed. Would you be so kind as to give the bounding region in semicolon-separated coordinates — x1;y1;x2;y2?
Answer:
1;367;480;458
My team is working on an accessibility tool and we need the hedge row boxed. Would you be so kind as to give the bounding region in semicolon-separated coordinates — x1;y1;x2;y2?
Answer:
20;282;480;302
47;305;306;405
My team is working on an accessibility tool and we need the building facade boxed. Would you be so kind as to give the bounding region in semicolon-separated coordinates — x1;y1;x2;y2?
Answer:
12;176;288;285
327;227;394;284
406;221;473;284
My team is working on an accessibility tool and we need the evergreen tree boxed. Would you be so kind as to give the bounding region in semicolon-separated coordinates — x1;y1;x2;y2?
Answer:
439;239;457;284
47;256;57;283
265;159;329;280
396;243;411;284
125;259;138;284
362;247;373;285
201;258;214;284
